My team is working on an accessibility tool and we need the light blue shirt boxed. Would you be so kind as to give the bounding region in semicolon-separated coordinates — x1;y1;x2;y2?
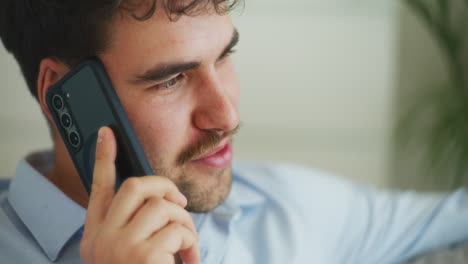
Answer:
1;151;468;263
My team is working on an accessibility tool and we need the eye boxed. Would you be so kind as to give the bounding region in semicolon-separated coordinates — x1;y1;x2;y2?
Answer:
153;74;185;91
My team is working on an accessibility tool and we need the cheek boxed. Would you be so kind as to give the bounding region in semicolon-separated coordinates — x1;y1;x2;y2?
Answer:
123;95;192;158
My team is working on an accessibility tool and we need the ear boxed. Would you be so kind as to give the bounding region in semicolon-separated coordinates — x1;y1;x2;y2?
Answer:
37;58;69;123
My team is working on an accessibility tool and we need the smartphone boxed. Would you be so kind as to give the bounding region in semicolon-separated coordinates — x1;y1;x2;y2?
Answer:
46;58;154;194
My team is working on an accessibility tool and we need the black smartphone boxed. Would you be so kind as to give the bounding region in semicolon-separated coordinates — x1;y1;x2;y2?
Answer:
46;58;154;194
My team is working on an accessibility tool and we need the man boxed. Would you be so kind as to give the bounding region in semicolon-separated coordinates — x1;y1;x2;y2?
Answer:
1;0;468;263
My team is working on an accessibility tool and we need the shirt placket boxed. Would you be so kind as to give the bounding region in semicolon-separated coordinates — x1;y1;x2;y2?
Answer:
195;204;242;264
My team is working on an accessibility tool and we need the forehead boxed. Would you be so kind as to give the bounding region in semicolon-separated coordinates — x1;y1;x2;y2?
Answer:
101;8;233;68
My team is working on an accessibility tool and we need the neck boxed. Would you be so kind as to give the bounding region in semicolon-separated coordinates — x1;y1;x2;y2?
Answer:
47;136;89;208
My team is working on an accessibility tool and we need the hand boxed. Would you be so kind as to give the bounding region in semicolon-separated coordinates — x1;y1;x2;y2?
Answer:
79;127;200;264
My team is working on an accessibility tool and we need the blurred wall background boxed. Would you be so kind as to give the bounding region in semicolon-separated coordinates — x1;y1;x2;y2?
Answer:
232;0;395;187
0;0;440;189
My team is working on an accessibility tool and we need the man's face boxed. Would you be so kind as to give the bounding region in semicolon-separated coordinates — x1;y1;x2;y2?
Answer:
99;8;240;212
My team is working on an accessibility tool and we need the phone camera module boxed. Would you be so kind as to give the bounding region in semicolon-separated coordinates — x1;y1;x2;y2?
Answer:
52;95;64;111
60;113;72;129
68;131;81;148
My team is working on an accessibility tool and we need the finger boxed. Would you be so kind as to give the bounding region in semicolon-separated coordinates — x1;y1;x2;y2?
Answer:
124;197;197;241
83;127;117;237
104;176;187;229
179;245;201;264
147;223;200;264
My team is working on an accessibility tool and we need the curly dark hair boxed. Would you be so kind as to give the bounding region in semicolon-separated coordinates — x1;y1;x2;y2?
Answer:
0;0;242;101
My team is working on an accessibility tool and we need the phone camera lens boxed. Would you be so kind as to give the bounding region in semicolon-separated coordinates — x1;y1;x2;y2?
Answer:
68;131;81;148
60;113;72;129
52;95;64;111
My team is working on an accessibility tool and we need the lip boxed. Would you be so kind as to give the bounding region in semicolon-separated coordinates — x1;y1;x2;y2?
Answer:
193;140;229;160
191;141;233;169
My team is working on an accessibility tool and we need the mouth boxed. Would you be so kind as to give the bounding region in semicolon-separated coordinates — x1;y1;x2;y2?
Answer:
191;140;233;169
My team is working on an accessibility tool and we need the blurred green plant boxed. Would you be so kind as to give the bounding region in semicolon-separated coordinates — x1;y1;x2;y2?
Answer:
398;0;468;187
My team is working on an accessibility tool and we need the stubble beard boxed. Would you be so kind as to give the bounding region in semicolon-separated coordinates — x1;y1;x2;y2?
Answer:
174;166;232;212
147;126;239;213
149;157;233;213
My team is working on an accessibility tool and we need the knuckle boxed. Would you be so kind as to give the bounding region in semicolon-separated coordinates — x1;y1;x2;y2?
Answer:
172;224;196;248
94;151;105;161
156;176;177;189
121;178;142;193
157;176;170;184
168;203;191;222
147;198;170;222
90;177;104;192
179;209;194;228
184;228;197;243
147;197;166;209
170;222;185;233
94;147;109;163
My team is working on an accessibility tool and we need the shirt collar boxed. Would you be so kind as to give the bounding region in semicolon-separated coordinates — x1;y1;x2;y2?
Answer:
7;151;86;262
193;163;266;227
229;162;267;209
189;164;266;229
5;155;263;262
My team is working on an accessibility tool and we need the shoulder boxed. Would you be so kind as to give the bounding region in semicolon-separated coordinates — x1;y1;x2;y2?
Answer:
0;188;56;263
0;191;33;261
0;179;43;261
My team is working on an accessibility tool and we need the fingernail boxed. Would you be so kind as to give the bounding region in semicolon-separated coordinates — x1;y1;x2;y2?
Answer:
97;128;105;143
178;192;188;207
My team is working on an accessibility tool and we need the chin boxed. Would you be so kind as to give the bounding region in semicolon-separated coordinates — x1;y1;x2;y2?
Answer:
178;166;233;213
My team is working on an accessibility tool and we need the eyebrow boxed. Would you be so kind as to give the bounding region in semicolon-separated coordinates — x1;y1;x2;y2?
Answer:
219;28;239;61
132;28;240;84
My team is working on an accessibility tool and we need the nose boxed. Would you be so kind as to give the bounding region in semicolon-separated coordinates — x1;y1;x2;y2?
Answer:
192;70;239;133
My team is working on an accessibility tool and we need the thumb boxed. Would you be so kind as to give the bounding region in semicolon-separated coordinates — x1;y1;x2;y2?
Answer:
85;127;117;226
